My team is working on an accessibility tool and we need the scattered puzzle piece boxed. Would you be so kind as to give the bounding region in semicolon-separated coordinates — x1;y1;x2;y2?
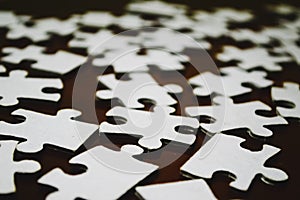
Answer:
0;109;98;153
7;17;79;42
79;11;116;27
93;49;189;73
217;46;291;71
0;11;19;27
127;0;187;17
272;82;300;118
2;45;85;74
0;140;41;194
136;179;217;200
185;96;287;137
181;134;288;191
140;29;210;52
97;72;182;108
189;66;273;97
100;106;199;149
38;144;158;200
0;70;62;106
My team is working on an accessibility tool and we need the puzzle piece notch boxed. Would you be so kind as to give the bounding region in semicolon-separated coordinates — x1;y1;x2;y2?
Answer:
189;66;273;97
97;73;182;108
181;134;288;191
185;96;287;137
100;106;199;149
0;109;98;153
0;70;62;106
0;140;41;194
217;46;291;71
272;82;300;118
38;144;158;200
2;45;85;75
93;49;189;73
135;179;217;200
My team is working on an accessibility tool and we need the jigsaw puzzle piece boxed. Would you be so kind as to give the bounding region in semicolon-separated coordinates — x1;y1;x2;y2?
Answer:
181;134;288;191
189;66;273;97
0;109;98;153
93;49;188;73
97;73;182;108
0;11;19;27
0;70;62;106
217;46;291;71
0;140;41;194
79;11;116;27
100;106;199;149
2;45;85;75
185;96;287;137
135;179;217;200
272;82;300;118
38;144;158;200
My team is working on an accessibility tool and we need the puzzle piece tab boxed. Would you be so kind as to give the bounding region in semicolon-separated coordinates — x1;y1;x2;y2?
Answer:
100;106;199;149
93;49;189;73
185;96;287;137
2;45;85;75
181;134;288;191
272;82;300;118
97;73;182;108
189;66;273;97
217;46;291;71
0;109;98;153
0;140;41;194
136;179;217;200
0;70;62;106
38;145;158;200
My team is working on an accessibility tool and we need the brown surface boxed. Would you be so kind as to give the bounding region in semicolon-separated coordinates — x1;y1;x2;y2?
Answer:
0;0;299;199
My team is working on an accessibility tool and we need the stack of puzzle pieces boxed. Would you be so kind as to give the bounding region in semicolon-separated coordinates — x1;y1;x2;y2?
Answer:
0;0;299;199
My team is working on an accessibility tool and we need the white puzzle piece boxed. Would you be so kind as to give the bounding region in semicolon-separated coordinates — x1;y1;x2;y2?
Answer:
7;17;79;42
38;144;158;200
79;11;116;27
0;11;19;27
114;14;153;29
93;49;189;73
180;134;288;191
0;109;98;153
189;8;253;38
100;106;199;149
189;66;273;97
135;179;217;200
0;140;41;194
185;96;287;137
140;29;210;53
126;0;187;17
217;46;291;71
2;45;85;74
69;30;139;55
0;70;62;106
97;73;182;108
272;82;300;118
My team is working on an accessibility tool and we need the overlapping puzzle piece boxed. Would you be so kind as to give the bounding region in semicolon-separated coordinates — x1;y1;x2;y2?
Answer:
2;45;85;74
38;144;158;200
0;70;62;106
189;66;273;97
185;96;287;137
96;73;182;108
181;134;288;191
217;46;291;71
0;109;98;153
100;106;199;149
